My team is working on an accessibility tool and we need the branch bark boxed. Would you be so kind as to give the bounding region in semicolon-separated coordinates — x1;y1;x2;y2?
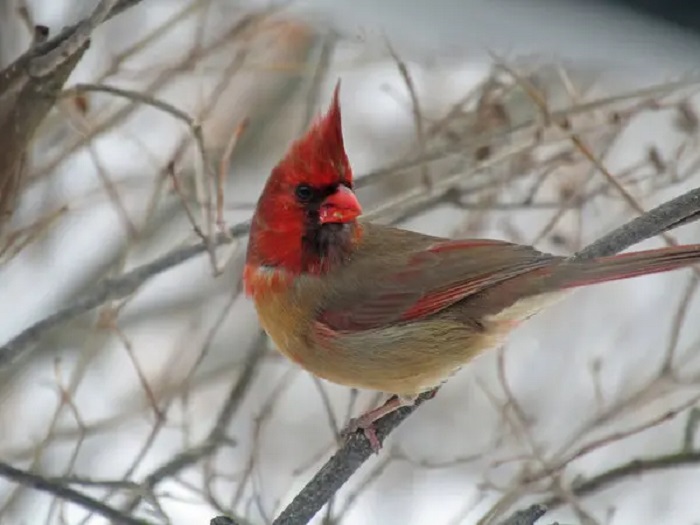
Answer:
0;222;250;372
0;0;144;230
0;461;151;525
540;450;700;510
498;505;548;525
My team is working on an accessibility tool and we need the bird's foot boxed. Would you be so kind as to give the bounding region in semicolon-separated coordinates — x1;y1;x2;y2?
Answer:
342;394;418;453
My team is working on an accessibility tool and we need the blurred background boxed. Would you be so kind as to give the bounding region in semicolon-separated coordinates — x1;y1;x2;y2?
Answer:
2;0;700;524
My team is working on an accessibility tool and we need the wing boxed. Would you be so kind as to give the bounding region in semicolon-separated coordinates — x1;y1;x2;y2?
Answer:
317;229;561;332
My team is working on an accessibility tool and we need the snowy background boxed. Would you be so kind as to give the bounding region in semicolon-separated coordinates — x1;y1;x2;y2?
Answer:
2;1;700;524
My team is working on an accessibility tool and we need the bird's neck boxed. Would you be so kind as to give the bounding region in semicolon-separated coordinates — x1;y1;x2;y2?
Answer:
245;219;362;280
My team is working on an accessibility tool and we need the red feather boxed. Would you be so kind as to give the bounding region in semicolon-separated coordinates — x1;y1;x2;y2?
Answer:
319;239;558;331
245;82;355;275
400;274;511;320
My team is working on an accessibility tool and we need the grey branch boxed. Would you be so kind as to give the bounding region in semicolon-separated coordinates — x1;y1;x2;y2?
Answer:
541;450;700;510
0;222;250;372
211;517;243;525
0;0;144;229
26;0;118;78
0;461;152;525
0;329;262;525
122;334;265;514
498;505;548;525
573;188;700;260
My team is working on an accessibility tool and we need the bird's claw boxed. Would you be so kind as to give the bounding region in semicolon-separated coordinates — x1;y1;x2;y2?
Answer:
342;416;382;453
340;393;424;453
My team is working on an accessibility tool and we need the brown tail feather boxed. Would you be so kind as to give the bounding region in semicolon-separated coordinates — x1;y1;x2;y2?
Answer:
556;244;700;289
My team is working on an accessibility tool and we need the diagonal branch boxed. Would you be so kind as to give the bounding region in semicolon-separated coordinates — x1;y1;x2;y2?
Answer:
0;323;264;524
0;0;145;230
0;460;152;525
540;450;700;510
497;505;548;525
0;221;250;372
122;334;265;514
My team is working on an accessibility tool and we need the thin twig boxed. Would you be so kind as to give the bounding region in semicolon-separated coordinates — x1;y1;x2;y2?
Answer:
122;333;266;513
300;33;336;133
62;82;221;268
0;461;151;525
661;274;700;372
354;76;700;191
217;119;249;232
541;393;700;480
494;58;691;255
0;221;250;371
497;505;548;525
34;7;268;181
167;161;207;239
541;450;700;510
386;39;430;188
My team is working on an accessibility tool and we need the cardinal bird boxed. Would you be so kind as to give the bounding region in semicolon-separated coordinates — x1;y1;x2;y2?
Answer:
244;83;700;451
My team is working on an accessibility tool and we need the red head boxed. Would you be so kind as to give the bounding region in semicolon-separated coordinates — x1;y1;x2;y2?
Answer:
246;82;363;276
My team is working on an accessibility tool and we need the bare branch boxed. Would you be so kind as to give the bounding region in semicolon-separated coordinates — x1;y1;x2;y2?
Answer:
573;187;700;260
0;461;152;525
0;0;144;229
386;39;430;188
0;221;250;371
271;391;435;525
122;333;266;514
541;450;700;510
354;76;700;191
497;505;548;525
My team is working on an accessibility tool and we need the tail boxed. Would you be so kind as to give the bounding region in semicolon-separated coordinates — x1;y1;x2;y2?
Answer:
553;244;700;289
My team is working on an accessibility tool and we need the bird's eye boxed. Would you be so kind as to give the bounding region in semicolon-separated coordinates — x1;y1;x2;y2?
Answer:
295;184;314;202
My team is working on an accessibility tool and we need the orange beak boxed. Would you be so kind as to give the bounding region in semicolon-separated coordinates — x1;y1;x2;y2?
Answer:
319;185;362;224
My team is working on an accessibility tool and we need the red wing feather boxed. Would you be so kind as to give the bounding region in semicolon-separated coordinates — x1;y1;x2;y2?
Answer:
318;239;558;332
399;273;514;320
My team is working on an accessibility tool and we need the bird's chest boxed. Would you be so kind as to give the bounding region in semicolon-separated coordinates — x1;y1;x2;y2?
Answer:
254;291;310;364
247;268;321;365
